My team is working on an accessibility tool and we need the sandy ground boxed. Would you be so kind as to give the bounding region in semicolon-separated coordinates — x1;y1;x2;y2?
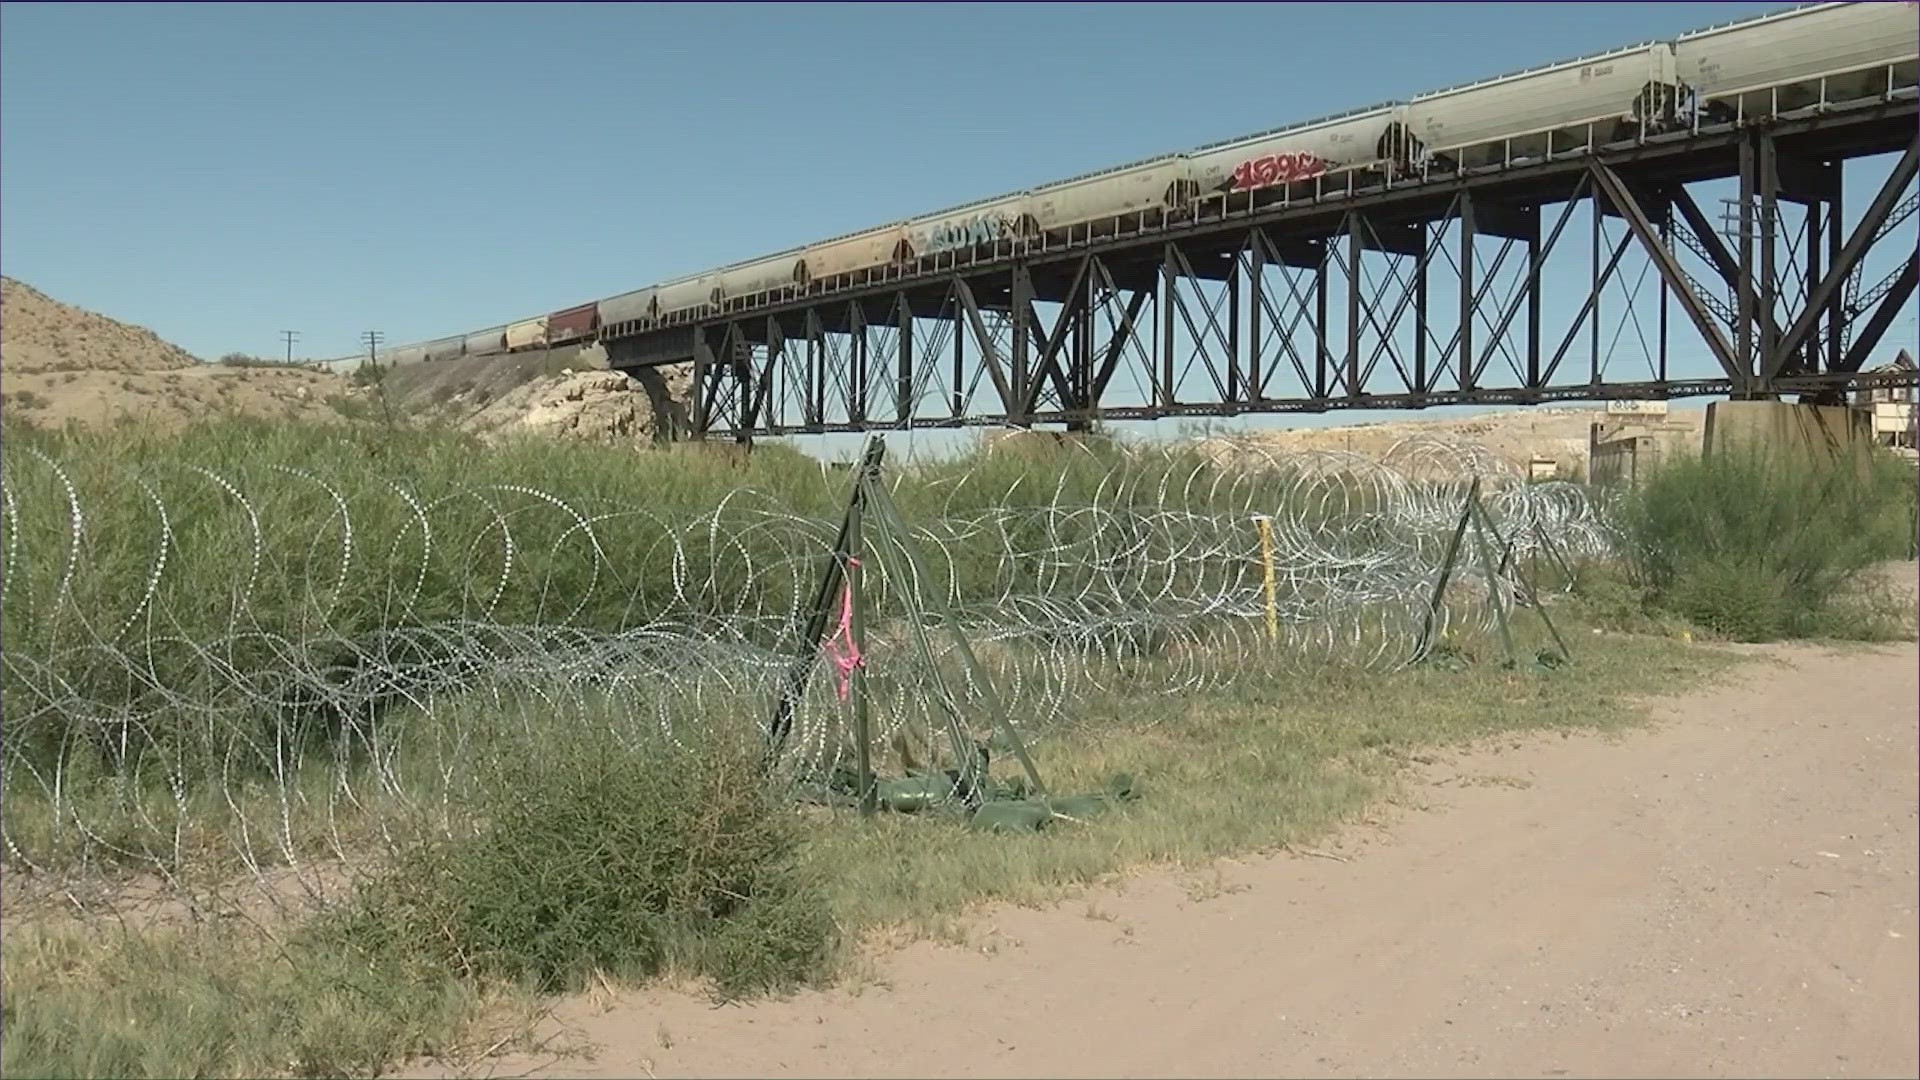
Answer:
427;641;1919;1080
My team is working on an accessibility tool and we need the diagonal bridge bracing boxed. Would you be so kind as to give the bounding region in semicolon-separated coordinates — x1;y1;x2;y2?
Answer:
601;99;1919;441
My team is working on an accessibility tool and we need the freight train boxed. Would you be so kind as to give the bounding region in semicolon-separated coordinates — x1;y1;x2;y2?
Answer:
331;2;1917;374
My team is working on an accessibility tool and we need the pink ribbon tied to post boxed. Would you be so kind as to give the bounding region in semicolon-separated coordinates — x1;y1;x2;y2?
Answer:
824;556;865;702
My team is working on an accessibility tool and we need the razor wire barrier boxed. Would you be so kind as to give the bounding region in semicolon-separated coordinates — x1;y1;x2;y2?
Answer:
0;435;1617;919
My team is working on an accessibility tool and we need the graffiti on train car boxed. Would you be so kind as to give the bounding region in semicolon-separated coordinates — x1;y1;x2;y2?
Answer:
1229;151;1330;192
919;213;1021;255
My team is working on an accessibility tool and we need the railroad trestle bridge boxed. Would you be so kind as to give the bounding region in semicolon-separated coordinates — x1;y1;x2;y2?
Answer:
600;99;1917;442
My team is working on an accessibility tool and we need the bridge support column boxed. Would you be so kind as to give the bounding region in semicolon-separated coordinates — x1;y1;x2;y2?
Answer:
1738;133;1918;402
1703;399;1871;461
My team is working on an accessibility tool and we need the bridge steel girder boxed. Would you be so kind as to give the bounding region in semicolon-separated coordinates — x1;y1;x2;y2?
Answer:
1765;134;1919;383
643;101;1917;441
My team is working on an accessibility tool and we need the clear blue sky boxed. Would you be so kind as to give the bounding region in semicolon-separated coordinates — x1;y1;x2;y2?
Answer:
4;1;1912;456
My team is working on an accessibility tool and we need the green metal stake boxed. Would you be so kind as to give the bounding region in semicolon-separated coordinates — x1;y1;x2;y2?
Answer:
1531;518;1578;588
1481;505;1574;666
1463;486;1519;668
847;481;875;817
1416;475;1479;660
767;437;886;766
857;473;975;785
865;475;1048;801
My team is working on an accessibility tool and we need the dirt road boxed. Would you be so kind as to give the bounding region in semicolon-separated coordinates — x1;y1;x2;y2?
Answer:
452;643;1919;1080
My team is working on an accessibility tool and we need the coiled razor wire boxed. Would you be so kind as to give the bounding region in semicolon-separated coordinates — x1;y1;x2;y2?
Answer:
0;435;1618;917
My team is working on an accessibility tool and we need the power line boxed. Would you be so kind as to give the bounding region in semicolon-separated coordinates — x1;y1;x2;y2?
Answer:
281;330;299;365
361;330;385;366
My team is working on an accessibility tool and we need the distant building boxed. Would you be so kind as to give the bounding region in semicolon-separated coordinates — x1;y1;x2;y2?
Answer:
1851;349;1916;406
1853;349;1916;453
1588;400;1696;487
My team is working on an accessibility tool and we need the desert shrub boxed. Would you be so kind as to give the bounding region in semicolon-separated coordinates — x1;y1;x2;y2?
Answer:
1615;443;1916;641
216;352;300;368
315;724;836;1000
324;392;380;422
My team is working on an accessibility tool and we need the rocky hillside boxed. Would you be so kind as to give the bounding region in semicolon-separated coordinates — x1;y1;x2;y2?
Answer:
374;346;691;445
1;277;201;375
0;278;690;444
1;277;348;429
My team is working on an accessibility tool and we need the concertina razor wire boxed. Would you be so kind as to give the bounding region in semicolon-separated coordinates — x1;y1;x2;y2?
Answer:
0;434;1618;917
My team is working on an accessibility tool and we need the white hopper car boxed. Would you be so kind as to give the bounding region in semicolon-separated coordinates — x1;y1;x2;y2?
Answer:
465;328;507;357
651;272;716;326
794;223;909;293
382;2;1916;358
904;190;1034;265
1676;1;1920;123
1026;155;1191;241
1175;99;1405;206
503;316;549;352
1401;41;1680;173
597;287;657;335
709;247;807;312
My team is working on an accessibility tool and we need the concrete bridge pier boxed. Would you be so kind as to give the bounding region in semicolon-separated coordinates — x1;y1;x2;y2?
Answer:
1703;399;1871;461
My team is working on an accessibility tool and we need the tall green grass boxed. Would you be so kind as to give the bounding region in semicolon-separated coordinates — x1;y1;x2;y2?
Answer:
1610;442;1917;641
0;419;836;769
1;419;1425;784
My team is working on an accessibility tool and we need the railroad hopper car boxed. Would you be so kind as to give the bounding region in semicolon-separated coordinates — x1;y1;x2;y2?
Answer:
466;328;507;357
321;345;420;374
1401;41;1679;174
1675;1;1919;124
597;287;657;336
652;272;717;326
1026;155;1189;242
546;303;599;347
378;3;1918;369
710;248;807;312
796;224;908;292
504;316;549;353
1184;103;1404;214
902;190;1034;266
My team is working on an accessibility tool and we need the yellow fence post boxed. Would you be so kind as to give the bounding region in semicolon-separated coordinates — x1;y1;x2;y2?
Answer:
1253;515;1278;644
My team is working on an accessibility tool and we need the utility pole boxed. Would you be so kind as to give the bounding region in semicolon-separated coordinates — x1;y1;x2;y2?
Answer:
362;330;385;366
281;329;299;365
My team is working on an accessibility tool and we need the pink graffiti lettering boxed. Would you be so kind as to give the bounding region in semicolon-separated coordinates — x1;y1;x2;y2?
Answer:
1230;151;1329;192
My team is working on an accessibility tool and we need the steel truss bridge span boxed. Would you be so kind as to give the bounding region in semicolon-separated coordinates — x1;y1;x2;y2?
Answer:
600;100;1919;441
